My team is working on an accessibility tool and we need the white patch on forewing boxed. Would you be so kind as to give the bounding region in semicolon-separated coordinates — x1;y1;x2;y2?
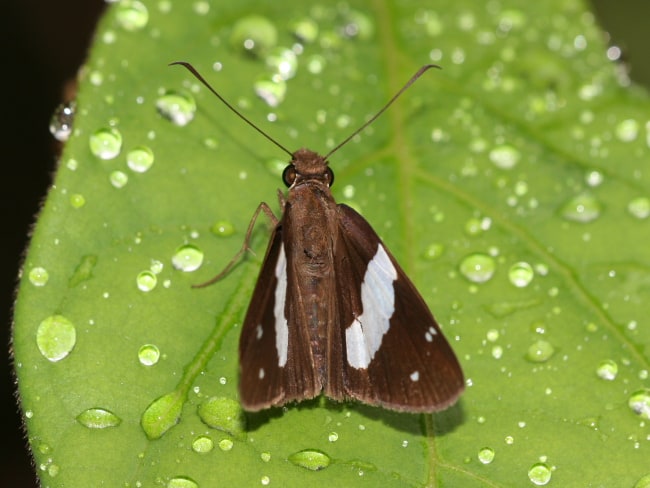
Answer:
346;245;397;369
274;245;289;367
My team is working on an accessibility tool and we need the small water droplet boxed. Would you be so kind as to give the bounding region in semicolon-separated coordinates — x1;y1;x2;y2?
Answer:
172;244;204;272
306;54;326;74
141;391;184;440
508;262;534;287
49;102;75;141
290;17;319;43
340;9;374;40
218;438;234;451
459;253;496;283
478;447;495;464
596;359;618;381
69;193;86;209
489;144;520;169
328;432;338;442
36;315;76;362
150;259;164;274
254;77;286;107
76;407;122;429
261;476;271;486
28;267;49;287
210;220;235;237
110;170;129;188
115;0;149;31
528;462;552;485
627;196;650;219
47;464;60;477
423;243;444;260
560;192;601;223
167;476;198;488
525;340;554;363
138;344;160;366
585;169;604;187
230;15;278;57
615;118;639;142
288;449;331;471
89;127;123;160
127;145;155;173
197;397;245;436
265;47;298;80
628;388;650;419
136;270;157;292
192;435;214;453
156;91;196;126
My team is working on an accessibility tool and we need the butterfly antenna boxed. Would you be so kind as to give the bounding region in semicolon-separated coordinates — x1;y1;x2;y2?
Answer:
170;61;293;157
324;64;440;160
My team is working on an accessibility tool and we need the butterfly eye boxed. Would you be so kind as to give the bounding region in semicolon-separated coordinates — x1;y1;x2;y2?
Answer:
325;167;335;187
282;165;296;187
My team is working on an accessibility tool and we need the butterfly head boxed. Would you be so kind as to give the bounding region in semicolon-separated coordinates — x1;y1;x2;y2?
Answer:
283;148;335;188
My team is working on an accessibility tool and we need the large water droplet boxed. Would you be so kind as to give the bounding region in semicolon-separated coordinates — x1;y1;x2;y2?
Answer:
508;262;534;287
230;16;278;57
136;270;157;292
36;315;76;362
218;438;234;451
527;462;552;485
28;267;49;287
266;47;298;80
76;408;122;429
525;340;554;363
141;391;184;440
615;118;639;142
172;244;203;272
627;196;650;219
167;476;198;488
127;145;155;173
288;449;331;471
197;397;245;436
560;193;601;223
138;344;160;366
254;77;286;107
89;127;123;160
628;388;650;419
49;102;75;141
290;17;319;43
478;447;495;464
489;144;520;169
192;435;214;453
115;0;149;31
596;359;618;381
156;91;196;126
459;253;496;283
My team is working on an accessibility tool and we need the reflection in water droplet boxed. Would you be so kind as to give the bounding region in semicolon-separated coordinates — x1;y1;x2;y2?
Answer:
192;435;214;453
156;91;196;126
615;118;639;142
210;220;235;237
138;344;160;366
89;127;123;160
290;17;318;43
29;267;49;287
197;397;245;435
288;449;331;471
489;144;520;169
230;15;278;57
254;77;286;107
508;262;534;287
265;47;298;80
526;340;554;363
628;388;650;419
110;170;129;188
478;447;495;464
167;476;198;488
596;359;618;381
172;244;204;272
76;407;122;429
49;102;75;141
560;193;601;223
36;315;76;362
127;145;155;173
136;270;157;292
627;197;650;219
528;462;552;485
459;253;496;283
115;0;149;31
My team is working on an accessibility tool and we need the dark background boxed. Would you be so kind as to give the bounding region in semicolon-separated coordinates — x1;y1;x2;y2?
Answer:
2;1;648;485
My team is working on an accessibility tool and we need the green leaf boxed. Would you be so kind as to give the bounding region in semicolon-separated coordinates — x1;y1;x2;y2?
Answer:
13;0;650;486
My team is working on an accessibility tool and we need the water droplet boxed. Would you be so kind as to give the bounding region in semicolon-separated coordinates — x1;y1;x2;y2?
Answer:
288;449;331;471
265;47;298;80
526;340;554;363
192;435;214;453
167;476;198;488
141;391;184;440
49;102;75;141
585;169;603;187
528;462;552;485
634;473;650;488
627;196;650;219
110;170;129;188
76;407;122;429
230;15;278;57
328;432;338;442
615;118;639;142
423;243;444;260
478;447;495;464
197;397;245;436
560;193;601;223
156;91;196;126
172;244;204;272
138;344;160;366
306;54;326;74
115;0;149;31
260;451;271;462
254;77;286;107
89;127;123;160
36;315;76;362
210;220;235;237
136;270;157;292
489;144;520;169
28;267;49;287
596;359;618;381
628;388;650;419
508;262;534;287
290;17;319;43
70;193;86;209
261;476;270;486
127;145;155;173
340;9;374;40
218;438;234;451
459;253;496;283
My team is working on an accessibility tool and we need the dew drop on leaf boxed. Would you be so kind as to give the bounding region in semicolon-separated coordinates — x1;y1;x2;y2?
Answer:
110;170;129;188
230;15;278;57
167;476;198;488
265;47;298;81
508;261;534;287
36;315;76;362
628;388;650;420
136;270;157;292
290;17;319;43
489;144;520;169
210;220;235;237
627;196;650;219
528;462;552;485
560;192;601;223
288;449;331;471
191;435;214;454
115;0;149;31
76;408;122;429
459;253;496;283
49;102;75;141
254;76;287;107
156;91;196;126
28;267;49;287
172;244;204;272
596;359;618;381
127;145;155;173
615;118;639;142
138;344;160;366
478;447;495;464
525;340;554;363
89;127;123;160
